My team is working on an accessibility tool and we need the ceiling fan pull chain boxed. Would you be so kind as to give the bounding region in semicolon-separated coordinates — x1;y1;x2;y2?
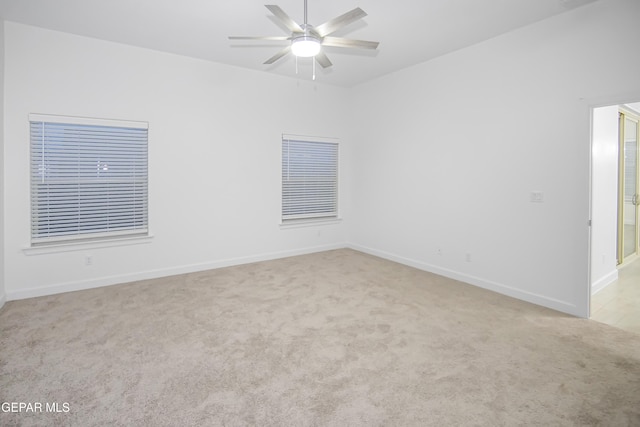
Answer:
296;55;299;75
313;58;316;80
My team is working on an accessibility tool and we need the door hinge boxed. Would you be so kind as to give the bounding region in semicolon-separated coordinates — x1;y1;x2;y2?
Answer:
588;219;592;227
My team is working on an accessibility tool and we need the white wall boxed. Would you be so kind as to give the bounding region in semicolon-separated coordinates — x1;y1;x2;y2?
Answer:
348;0;640;317
3;22;351;299
591;105;619;294
0;20;5;310
5;0;640;319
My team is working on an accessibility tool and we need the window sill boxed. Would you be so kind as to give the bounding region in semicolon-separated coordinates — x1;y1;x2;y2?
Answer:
23;234;154;256
279;217;342;229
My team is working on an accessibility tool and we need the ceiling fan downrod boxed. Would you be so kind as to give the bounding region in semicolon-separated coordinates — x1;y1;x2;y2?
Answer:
303;0;308;26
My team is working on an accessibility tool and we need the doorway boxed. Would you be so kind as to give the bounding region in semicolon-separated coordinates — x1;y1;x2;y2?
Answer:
617;107;640;265
590;102;640;334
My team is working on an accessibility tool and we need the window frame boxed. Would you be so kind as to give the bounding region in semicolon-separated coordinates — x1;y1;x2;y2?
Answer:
281;133;340;225
28;113;149;247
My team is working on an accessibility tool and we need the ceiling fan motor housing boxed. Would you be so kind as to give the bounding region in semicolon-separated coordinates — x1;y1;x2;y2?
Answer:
291;24;322;57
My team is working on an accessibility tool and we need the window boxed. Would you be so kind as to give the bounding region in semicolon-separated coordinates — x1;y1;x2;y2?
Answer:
30;114;148;246
282;134;338;222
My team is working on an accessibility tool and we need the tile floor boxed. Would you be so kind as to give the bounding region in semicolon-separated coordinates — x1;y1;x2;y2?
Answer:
591;258;640;335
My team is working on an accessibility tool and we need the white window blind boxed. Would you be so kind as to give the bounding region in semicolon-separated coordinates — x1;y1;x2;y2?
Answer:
30;115;148;245
282;135;338;221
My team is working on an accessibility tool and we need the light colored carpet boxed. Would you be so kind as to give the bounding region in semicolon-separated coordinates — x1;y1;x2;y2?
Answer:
1;249;639;426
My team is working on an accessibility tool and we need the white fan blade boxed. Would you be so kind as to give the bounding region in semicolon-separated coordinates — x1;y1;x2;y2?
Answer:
229;36;290;41
264;46;291;64
315;8;367;37
265;5;303;33
315;52;333;68
322;37;379;50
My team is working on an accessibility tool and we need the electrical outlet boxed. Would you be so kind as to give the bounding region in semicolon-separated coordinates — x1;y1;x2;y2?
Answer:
530;191;544;203
437;248;442;256
465;253;471;262
85;255;93;266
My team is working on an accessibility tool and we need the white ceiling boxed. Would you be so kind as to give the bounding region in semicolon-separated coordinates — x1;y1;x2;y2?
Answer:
0;0;599;87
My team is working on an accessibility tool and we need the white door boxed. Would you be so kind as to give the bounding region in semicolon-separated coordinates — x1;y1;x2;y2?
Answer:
618;110;640;264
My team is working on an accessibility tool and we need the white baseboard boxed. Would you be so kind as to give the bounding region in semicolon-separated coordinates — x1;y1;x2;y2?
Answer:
0;291;6;310
348;243;580;317
6;242;347;301
5;242;584;318
591;269;618;295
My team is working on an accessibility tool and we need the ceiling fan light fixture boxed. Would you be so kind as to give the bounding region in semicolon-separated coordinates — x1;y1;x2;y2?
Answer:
291;36;321;57
229;1;379;74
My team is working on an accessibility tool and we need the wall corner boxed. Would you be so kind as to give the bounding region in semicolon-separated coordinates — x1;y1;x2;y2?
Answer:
0;19;6;309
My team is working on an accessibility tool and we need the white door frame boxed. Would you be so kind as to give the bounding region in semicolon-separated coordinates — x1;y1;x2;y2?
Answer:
586;91;640;319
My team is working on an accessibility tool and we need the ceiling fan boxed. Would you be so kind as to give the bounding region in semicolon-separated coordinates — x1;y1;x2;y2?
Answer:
229;0;379;73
